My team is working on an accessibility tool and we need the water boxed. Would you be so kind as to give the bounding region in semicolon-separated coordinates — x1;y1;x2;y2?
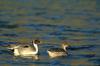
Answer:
0;0;100;66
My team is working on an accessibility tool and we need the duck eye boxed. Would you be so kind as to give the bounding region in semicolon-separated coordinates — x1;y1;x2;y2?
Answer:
23;46;29;48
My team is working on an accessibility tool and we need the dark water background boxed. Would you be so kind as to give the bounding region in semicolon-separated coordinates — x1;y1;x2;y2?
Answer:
0;0;100;66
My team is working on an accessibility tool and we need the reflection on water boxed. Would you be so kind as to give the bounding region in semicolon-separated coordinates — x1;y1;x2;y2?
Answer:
0;0;99;66
13;55;39;61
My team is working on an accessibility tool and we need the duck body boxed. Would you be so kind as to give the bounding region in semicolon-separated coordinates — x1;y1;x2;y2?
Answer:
47;42;69;58
8;40;40;57
14;44;38;57
47;48;67;58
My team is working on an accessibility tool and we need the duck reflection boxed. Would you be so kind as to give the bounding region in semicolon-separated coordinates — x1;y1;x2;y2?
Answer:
20;54;39;60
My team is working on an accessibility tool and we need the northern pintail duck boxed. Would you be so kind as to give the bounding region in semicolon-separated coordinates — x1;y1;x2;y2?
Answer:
47;42;69;58
8;39;40;58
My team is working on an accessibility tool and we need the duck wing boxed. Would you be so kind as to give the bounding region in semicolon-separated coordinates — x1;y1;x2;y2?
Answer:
48;48;65;52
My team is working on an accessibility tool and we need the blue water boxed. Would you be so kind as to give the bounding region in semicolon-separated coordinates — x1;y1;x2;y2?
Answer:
0;0;100;66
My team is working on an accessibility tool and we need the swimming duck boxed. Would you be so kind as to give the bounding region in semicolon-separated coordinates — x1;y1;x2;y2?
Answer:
8;39;40;57
47;42;69;58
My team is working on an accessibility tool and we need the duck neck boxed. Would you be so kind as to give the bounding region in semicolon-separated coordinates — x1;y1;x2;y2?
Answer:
63;46;67;51
14;48;20;56
33;43;38;54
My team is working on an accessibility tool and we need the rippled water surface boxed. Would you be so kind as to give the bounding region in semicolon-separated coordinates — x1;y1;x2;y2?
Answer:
0;0;100;66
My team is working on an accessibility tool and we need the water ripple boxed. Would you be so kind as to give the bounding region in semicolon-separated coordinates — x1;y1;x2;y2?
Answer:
21;24;100;33
0;21;19;29
68;45;96;51
88;58;100;65
77;54;96;58
1;33;18;37
0;41;16;46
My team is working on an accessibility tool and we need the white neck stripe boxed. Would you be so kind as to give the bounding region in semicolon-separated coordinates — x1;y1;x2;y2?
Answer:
33;43;38;54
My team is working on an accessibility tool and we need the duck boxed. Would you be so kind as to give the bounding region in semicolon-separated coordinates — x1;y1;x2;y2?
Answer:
7;39;40;58
47;42;69;58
